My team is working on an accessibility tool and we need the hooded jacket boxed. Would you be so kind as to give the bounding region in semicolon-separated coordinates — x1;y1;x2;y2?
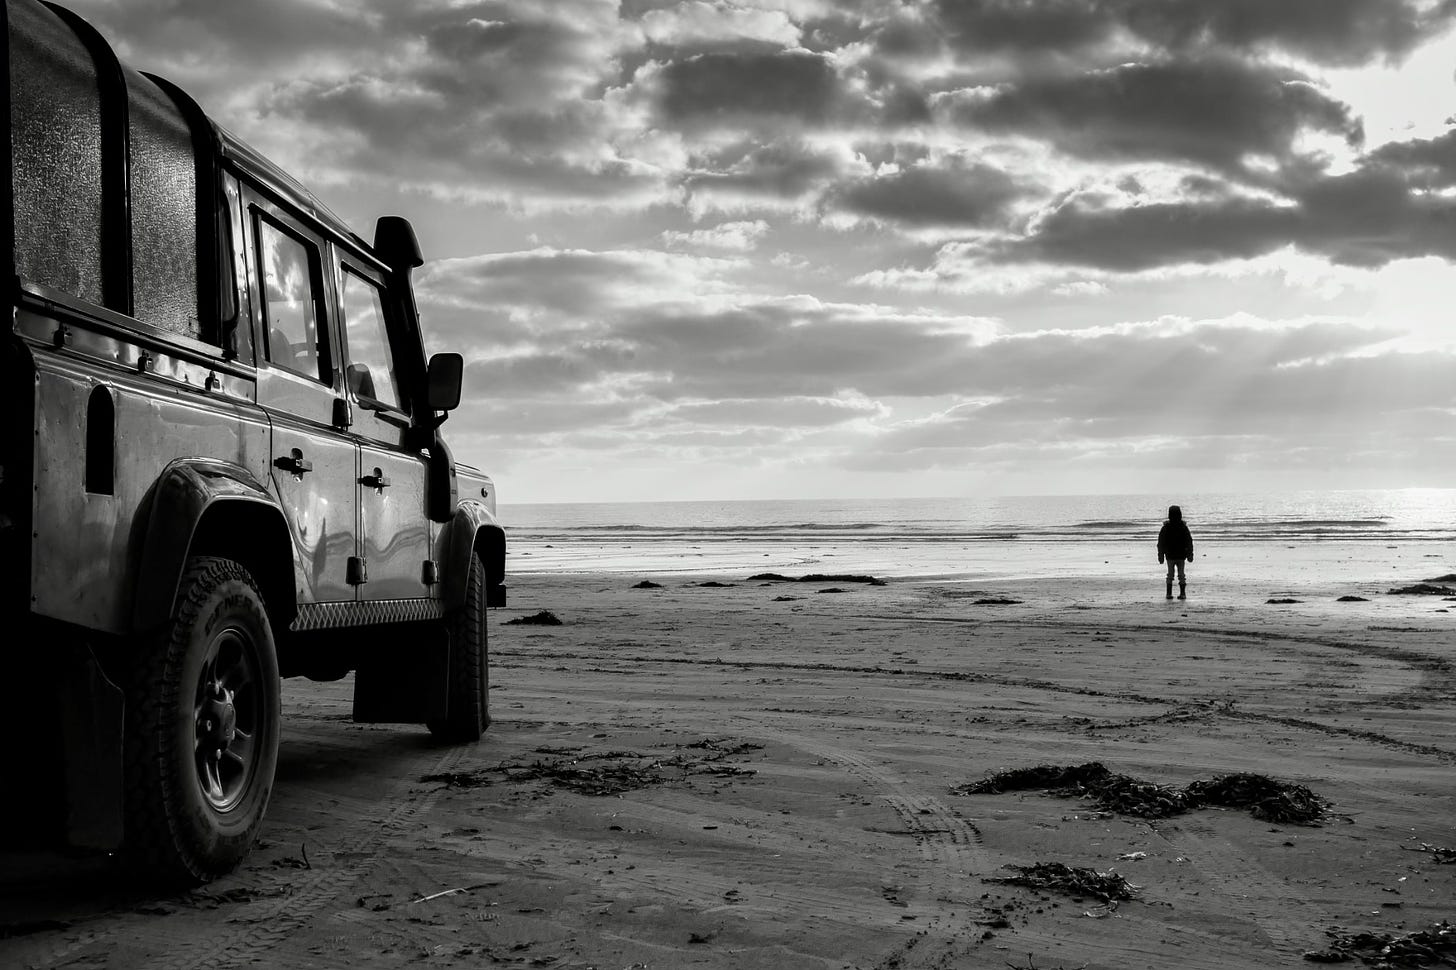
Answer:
1157;505;1194;561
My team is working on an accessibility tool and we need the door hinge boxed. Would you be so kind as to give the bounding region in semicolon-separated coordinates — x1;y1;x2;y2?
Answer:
347;556;368;586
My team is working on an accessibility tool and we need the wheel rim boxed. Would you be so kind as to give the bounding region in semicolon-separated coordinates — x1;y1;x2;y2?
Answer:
193;626;263;812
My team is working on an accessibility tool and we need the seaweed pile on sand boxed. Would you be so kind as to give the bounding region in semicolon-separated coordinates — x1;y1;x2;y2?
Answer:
505;610;563;626
747;572;887;586
1304;921;1454;967
987;862;1139;904
1185;773;1327;823
955;762;1326;823
421;738;762;796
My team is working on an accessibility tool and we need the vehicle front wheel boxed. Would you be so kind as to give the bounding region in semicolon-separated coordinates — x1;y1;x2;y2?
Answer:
121;556;281;884
427;551;489;743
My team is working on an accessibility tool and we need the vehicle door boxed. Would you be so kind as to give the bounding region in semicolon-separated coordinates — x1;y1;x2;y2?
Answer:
334;250;432;600
245;192;358;604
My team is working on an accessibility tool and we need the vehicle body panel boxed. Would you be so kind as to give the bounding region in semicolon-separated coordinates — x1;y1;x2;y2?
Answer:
27;326;269;633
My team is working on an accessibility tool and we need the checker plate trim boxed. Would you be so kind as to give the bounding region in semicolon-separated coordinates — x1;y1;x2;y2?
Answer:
291;597;446;632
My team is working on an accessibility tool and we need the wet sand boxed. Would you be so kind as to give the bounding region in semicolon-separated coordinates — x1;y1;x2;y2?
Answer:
3;571;1454;969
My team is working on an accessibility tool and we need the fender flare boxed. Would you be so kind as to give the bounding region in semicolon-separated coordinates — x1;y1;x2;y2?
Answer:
130;459;293;633
441;501;507;611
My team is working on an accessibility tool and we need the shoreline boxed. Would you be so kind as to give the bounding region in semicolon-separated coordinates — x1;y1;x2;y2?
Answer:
508;539;1456;634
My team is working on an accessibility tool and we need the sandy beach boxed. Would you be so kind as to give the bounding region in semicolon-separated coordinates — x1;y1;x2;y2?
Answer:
3;568;1454;969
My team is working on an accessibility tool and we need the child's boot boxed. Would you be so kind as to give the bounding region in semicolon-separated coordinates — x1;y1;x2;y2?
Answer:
1166;580;1173;600
1178;582;1186;600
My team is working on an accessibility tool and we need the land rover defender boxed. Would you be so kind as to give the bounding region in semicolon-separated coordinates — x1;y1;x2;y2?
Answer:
2;0;507;883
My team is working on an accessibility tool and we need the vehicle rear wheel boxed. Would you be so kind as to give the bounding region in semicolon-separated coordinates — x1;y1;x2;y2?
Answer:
121;556;280;884
427;551;489;742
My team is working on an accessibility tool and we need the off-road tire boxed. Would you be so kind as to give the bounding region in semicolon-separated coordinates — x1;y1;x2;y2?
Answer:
121;556;281;884
427;551;489;742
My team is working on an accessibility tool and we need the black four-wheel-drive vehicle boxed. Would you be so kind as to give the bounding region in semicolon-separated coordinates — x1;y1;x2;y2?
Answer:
2;0;506;883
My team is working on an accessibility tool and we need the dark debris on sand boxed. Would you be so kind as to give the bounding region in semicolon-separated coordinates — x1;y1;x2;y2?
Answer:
1305;921;1455;967
1407;843;1456;865
631;580;662;589
1268;598;1303;605
975;597;1024;606
505;610;563;626
954;762;1327;824
1338;595;1370;602
697;581;736;588
422;738;762;796
986;863;1138;903
1388;584;1456;596
747;572;887;585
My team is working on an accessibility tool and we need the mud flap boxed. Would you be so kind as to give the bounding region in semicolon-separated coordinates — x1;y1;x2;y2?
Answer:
351;624;450;723
0;645;124;851
60;651;125;850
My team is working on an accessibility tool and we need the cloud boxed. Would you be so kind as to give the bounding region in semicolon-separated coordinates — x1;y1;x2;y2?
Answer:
1004;195;1299;271
683;137;863;209
647;49;850;128
429;243;1414;430
1292;165;1456;266
1370;128;1456;188
418;247;745;327
833;319;1452;474
1117;0;1451;66
927;0;1454;66
984;160;1456;272
610;300;1000;401
930;0;1117;59
828;158;1030;228
944;58;1363;178
662;220;772;250
69;0;671;208
664;396;886;427
639;1;802;49
417;242;1456;496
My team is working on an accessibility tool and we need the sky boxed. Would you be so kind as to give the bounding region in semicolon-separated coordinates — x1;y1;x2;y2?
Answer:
66;0;1456;503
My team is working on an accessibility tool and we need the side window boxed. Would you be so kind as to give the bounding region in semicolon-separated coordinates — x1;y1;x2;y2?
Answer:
256;214;329;384
340;266;402;411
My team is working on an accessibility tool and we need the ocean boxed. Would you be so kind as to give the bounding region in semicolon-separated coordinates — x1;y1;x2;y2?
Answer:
498;490;1456;599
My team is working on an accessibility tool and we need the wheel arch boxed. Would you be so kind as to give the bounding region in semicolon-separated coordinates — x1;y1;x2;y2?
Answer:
441;501;506;611
131;459;296;635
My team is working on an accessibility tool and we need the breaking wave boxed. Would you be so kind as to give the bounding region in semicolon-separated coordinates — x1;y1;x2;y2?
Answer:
502;493;1453;545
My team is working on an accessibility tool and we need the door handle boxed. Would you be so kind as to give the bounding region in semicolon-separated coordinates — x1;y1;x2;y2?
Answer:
274;450;314;476
360;469;391;490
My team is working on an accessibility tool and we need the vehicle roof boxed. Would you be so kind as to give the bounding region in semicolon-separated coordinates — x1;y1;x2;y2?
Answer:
213;123;374;256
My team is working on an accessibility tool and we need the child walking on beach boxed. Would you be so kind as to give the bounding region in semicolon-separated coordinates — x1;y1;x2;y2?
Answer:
1158;505;1195;600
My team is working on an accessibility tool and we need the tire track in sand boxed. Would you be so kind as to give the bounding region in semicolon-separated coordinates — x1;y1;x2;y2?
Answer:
749;717;1268;970
12;741;472;970
1150;815;1329;961
747;717;993;970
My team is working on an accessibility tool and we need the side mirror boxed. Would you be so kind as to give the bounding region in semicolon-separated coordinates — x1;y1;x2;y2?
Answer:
426;353;463;412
